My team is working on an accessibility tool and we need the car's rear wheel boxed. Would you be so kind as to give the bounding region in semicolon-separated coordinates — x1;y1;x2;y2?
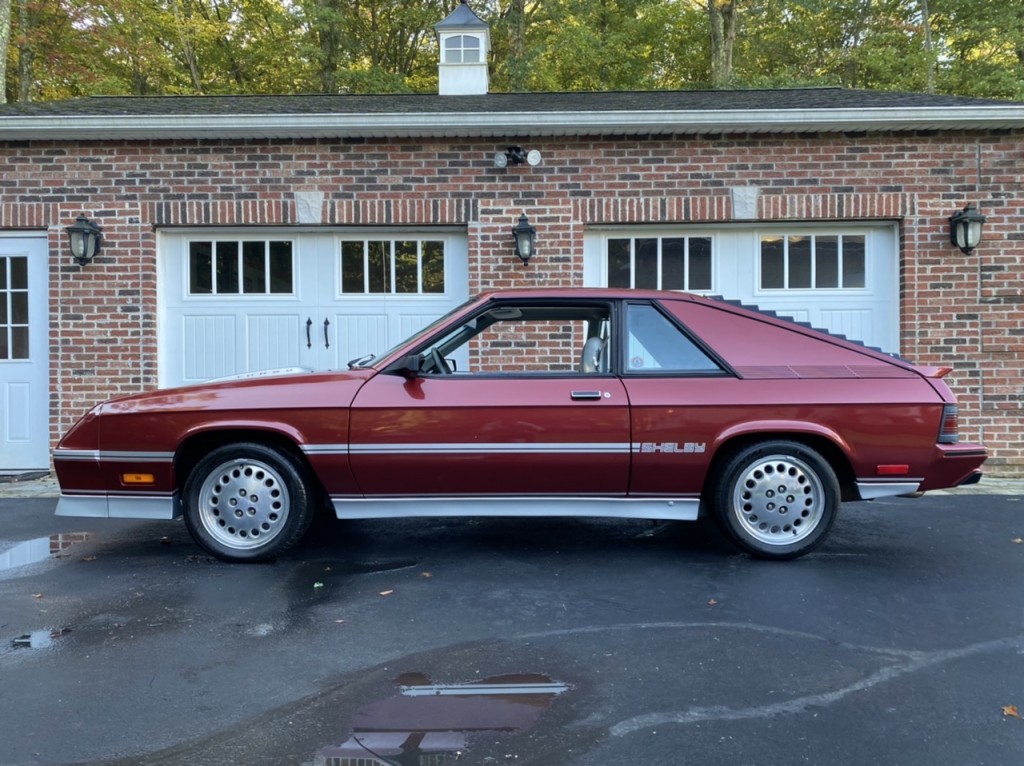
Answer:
182;442;314;562
710;440;839;560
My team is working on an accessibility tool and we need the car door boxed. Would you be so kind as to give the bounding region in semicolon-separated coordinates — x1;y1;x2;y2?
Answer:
347;301;630;498
618;301;732;497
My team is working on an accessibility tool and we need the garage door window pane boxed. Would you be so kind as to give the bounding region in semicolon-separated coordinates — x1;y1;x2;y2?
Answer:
422;242;445;294
634;239;658;289
689;238;712;290
242;242;266;294
788;236;811;288
843;236;866;288
395;241;418;294
607;239;631;288
815;237;839;288
269;241;293;294
216;242;239;294
341;242;365;293
189;243;213;294
760;236;785;289
367;241;390;293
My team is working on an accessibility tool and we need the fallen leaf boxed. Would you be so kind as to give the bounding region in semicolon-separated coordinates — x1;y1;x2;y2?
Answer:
1003;705;1021;719
32;593;42;599
81;556;97;562
380;590;394;596
335;619;345;624
1012;538;1023;545
707;599;718;606
421;572;433;578
313;582;325;590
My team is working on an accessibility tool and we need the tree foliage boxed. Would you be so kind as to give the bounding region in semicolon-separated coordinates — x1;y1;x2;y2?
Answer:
3;0;1024;102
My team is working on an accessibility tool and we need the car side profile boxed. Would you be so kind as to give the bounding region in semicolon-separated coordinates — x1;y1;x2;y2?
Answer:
53;288;986;562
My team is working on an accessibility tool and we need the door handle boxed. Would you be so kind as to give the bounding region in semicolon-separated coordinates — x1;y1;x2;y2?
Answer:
305;317;312;349
570;390;603;400
323;318;330;349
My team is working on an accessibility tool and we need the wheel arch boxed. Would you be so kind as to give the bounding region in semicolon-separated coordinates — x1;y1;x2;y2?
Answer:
174;427;327;505
705;430;858;503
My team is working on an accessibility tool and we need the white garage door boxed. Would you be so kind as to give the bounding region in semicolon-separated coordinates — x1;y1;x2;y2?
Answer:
584;223;899;354
159;230;469;387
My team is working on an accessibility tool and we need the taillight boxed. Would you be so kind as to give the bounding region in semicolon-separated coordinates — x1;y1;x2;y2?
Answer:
938;404;959;444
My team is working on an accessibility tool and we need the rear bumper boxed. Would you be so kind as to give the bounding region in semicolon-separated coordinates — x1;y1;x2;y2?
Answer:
917;442;988;492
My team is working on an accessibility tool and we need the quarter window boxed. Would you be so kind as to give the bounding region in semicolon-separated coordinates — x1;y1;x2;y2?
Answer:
188;240;294;295
607;236;713;291
625;304;720;373
760;234;865;290
341;240;445;295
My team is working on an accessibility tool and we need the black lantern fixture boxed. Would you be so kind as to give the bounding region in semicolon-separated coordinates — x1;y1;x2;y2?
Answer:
949;203;986;255
65;215;103;266
512;213;536;265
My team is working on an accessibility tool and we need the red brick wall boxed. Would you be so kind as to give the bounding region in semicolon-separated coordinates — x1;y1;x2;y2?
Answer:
0;131;1020;473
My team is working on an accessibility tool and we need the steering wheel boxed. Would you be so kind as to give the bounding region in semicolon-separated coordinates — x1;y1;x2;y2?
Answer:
428;347;452;374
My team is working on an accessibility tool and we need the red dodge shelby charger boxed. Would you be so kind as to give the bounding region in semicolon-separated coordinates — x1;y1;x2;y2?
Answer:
54;289;986;562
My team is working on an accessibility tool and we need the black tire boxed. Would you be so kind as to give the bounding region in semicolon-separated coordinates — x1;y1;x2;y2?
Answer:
710;440;839;560
182;442;315;563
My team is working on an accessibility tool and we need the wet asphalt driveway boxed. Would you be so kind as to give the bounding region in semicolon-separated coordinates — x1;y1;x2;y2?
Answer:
1;492;1023;766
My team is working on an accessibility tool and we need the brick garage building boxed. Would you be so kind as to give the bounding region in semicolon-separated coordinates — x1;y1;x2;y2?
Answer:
0;13;1022;476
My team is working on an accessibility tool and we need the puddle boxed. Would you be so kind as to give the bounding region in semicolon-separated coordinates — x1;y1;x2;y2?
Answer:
0;533;92;572
11;628;73;650
315;673;569;764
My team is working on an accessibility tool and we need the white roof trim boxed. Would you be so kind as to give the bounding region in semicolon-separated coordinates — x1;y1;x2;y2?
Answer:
1;106;1023;140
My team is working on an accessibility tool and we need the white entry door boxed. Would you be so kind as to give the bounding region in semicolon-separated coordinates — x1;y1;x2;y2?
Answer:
159;230;469;387
0;235;50;471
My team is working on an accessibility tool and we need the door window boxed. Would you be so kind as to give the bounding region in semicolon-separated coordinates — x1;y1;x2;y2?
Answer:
0;256;29;360
760;233;866;290
421;304;612;376
341;240;445;294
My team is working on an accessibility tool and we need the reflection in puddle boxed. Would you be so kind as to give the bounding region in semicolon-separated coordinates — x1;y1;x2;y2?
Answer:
12;628;73;650
316;673;569;765
0;533;92;572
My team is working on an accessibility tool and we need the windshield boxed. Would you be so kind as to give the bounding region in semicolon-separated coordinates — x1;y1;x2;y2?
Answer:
348;296;480;369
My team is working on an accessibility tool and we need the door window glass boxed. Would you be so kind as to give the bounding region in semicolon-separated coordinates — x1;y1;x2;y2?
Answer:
0;256;29;360
421;304;612;376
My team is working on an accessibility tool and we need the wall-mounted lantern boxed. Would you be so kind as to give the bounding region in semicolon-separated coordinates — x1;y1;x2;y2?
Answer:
512;214;536;265
65;215;103;266
949;204;985;255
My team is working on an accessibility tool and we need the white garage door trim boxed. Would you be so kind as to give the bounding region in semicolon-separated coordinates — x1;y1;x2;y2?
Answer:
158;228;469;388
584;222;899;354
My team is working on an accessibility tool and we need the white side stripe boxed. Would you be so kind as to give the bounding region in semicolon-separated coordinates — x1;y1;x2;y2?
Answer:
313;442;633;456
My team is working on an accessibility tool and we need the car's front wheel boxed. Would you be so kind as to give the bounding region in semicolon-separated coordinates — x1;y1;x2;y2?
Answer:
710;440;839;560
182;442;314;562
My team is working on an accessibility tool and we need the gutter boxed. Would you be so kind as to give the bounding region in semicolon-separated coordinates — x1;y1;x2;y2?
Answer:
1;106;1023;141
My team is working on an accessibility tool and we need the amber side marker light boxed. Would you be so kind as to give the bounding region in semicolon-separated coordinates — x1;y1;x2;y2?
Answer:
121;473;156;485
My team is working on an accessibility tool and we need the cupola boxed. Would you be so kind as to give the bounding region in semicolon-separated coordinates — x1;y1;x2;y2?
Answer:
434;0;490;96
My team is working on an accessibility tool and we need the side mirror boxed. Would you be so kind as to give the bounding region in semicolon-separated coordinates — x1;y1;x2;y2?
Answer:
396;354;422;380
